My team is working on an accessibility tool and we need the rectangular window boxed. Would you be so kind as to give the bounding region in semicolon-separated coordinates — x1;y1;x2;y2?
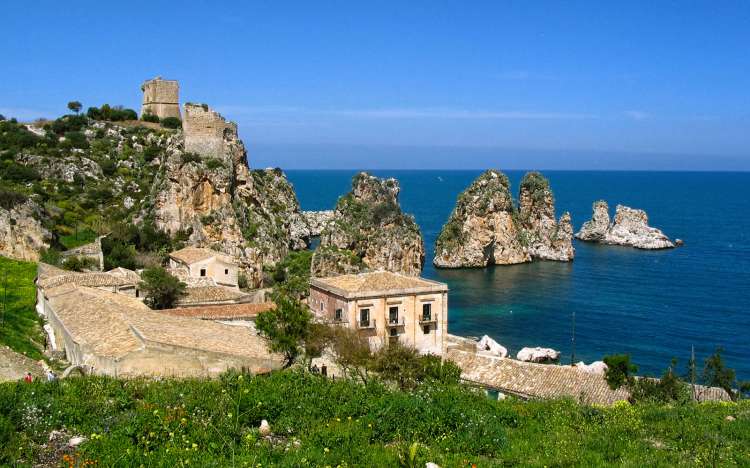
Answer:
423;325;431;334
422;303;432;321
359;308;370;327
389;328;398;337
389;306;399;324
200;268;206;277
225;268;229;275
334;308;343;322
320;301;324;311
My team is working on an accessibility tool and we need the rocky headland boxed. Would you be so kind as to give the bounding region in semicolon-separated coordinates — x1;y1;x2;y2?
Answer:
433;170;573;268
575;201;675;249
311;172;425;277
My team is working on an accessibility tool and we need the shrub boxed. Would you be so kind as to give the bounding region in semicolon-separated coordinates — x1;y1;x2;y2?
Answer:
181;152;201;164
48;114;88;134
86;104;137;122
61;255;99;272
1;162;40;183
143;145;160;162
205;158;225;170
62;131;89;149
141;113;160;123
256;294;312;367
99;158;117;176
603;354;638;390
67;101;82;114
160;117;182;129
139;267;186;310
0;188;28;210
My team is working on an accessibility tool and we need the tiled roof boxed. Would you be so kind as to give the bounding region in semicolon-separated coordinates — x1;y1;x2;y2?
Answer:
37;263;70;281
45;283;279;362
160;303;275;320
178;286;250;306
448;349;630;405
38;269;140;290
447;349;732;404
311;271;447;298
169;247;234;265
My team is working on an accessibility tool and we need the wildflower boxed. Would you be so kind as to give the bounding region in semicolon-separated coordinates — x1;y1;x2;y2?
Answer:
324;447;330;453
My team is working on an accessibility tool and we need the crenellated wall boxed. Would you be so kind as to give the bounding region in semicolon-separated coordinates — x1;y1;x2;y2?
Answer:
141;77;181;119
183;103;238;158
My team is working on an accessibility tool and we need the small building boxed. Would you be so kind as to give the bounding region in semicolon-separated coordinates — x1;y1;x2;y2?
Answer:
60;236;104;271
309;271;448;356
141;77;180;120
169;247;238;288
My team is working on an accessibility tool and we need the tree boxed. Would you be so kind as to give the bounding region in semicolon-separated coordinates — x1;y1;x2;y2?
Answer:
603;354;638;390
67;101;82;114
255;294;312;368
138;267;186;310
328;327;373;384
703;347;737;399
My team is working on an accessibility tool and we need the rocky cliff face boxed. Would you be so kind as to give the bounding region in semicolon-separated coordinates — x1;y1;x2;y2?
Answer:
0;200;52;261
434;170;573;268
142;105;310;288
576;201;675;249
311;172;424;277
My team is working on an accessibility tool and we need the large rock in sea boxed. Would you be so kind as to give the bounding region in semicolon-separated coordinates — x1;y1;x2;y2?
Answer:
516;346;560;363
433;170;573;268
576;201;674;249
518;172;575;262
476;335;508;358
142;104;311;288
311;172;425;277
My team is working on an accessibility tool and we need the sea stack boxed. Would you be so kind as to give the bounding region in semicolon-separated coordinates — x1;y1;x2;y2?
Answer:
311;172;425;277
433;170;573;268
575;201;675;249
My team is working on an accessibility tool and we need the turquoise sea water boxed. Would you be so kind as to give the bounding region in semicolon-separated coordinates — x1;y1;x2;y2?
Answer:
286;170;750;379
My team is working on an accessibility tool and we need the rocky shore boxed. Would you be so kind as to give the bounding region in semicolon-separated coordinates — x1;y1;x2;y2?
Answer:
433;170;573;268
576;201;675;249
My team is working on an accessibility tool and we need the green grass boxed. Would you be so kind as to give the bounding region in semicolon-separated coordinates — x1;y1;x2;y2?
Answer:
59;228;98;250
0;256;44;360
1;370;748;466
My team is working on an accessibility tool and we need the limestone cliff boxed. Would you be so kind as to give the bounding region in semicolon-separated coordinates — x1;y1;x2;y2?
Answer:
311;172;424;277
576;201;674;249
0;199;52;261
143;104;310;287
434;170;573;268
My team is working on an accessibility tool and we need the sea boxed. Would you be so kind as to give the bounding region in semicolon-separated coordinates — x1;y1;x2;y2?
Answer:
286;170;750;380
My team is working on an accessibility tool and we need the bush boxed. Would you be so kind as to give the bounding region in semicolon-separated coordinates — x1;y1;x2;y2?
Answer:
181;152;201;164
139;267;186;310
48;114;88;135
1;162;40;183
256;294;313;367
141;113;160;123
205;158;225;170
0;188;28;210
86;104;137;122
160;117;182;129
603;354;638;390
62;131;89;149
61;255;99;272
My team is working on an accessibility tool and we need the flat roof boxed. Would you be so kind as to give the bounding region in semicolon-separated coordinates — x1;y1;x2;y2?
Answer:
310;271;447;299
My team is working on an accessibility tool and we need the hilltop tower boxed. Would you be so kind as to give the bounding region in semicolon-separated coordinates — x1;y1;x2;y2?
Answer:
183;103;240;160
141;77;180;120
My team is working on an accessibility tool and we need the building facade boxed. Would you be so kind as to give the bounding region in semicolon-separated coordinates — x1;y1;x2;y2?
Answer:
169;247;238;288
309;271;448;356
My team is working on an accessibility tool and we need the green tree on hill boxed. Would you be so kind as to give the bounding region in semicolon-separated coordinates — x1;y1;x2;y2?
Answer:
138;267;186;310
256;293;312;368
67;101;82;114
603;354;638;390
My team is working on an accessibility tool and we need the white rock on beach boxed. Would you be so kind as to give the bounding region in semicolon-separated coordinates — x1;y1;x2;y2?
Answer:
574;361;608;374
576;201;674;249
516;347;560;363
476;335;508;358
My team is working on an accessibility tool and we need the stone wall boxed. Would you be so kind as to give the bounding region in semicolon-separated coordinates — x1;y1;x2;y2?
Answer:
141;77;181;120
183;104;238;159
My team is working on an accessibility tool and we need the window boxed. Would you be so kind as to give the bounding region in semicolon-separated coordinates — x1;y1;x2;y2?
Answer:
320;301;324;311
200;268;206;277
334;308;343;322
135;289;139;298
422;303;432;321
359;308;370;327
224;268;229;275
389;306;399;324
423;325;430;334
389;328;398;337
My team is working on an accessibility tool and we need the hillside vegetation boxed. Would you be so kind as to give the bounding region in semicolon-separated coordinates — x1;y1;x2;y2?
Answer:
1;371;748;466
0;256;43;359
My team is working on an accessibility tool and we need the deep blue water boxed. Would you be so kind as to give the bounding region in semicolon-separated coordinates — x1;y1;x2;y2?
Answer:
286;170;750;379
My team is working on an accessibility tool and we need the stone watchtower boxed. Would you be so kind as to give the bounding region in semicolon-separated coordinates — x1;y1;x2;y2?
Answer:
141;77;181;120
183;103;239;158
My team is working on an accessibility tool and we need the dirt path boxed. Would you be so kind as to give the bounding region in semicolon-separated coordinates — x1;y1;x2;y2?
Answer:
0;345;46;382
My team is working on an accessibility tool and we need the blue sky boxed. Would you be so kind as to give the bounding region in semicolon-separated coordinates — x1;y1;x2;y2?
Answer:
2;1;749;169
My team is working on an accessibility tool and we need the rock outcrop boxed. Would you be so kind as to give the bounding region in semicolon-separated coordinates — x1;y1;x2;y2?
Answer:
476;335;508;358
576;201;675;249
303;210;334;236
0;199;52;261
311;173;424;277
516;347;560;363
143;104;310;288
433;170;573;268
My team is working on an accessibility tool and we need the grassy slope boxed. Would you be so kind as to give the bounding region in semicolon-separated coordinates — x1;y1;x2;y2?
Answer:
1;371;748;466
0;256;43;360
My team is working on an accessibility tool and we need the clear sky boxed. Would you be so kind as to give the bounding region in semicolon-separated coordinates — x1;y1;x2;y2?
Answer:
3;1;749;169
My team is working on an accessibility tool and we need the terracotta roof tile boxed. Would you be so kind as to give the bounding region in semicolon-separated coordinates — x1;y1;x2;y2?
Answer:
178;286;250;306
161;303;275;320
169;247;234;265
311;271;446;298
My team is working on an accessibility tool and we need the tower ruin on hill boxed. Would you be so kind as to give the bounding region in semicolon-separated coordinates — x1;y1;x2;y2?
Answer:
183;103;239;158
141;77;181;120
